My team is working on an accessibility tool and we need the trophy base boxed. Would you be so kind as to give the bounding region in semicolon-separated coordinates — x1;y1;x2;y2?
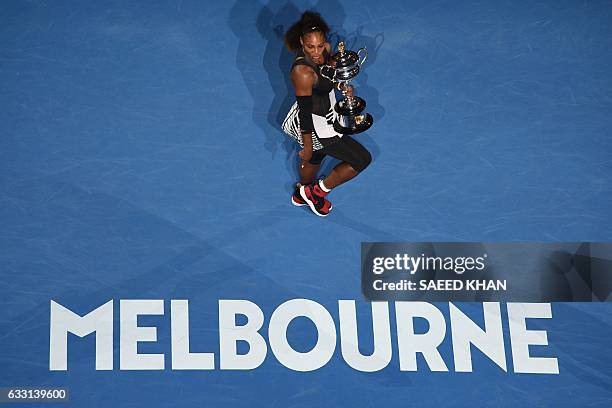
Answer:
333;113;374;135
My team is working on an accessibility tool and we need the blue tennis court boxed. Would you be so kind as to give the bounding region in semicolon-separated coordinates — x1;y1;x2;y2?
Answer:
1;0;611;406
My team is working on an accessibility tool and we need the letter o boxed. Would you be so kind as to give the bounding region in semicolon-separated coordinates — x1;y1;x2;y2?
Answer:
268;299;337;371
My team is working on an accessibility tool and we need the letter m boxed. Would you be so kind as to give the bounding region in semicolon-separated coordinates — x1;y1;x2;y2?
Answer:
49;300;113;371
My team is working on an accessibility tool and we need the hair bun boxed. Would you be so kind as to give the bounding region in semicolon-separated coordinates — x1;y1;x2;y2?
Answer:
284;10;330;51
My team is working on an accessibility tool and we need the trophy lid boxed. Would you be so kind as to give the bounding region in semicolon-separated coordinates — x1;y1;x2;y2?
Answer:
330;41;360;68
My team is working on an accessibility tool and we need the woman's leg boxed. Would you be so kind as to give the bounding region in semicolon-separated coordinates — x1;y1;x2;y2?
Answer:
298;148;326;184
321;136;372;189
299;161;320;185
299;136;370;216
296;149;333;215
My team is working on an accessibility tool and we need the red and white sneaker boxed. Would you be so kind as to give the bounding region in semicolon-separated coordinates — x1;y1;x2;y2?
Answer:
299;182;332;217
291;184;308;207
292;183;332;213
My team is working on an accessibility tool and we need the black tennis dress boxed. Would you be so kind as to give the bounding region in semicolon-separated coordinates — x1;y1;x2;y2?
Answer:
281;50;341;150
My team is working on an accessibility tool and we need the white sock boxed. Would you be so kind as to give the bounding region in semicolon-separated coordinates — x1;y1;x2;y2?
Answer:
318;179;332;193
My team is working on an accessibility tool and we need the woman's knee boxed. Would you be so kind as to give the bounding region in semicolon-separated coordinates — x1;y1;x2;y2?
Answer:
353;148;372;172
362;149;372;169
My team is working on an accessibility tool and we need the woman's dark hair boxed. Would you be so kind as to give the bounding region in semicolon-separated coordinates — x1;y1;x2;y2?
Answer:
284;11;330;51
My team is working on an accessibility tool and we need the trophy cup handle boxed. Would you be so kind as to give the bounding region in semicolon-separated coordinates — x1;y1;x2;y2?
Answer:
357;47;368;66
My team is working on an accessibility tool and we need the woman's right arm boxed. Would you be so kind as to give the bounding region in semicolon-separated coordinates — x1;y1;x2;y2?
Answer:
291;65;315;161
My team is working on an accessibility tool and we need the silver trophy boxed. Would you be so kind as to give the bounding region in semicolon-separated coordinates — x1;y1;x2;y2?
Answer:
321;41;374;134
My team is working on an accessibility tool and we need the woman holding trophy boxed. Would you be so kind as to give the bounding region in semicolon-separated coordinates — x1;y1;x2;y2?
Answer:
282;11;372;217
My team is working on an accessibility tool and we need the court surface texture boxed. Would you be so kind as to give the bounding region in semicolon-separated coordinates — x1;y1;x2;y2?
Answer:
1;1;611;407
